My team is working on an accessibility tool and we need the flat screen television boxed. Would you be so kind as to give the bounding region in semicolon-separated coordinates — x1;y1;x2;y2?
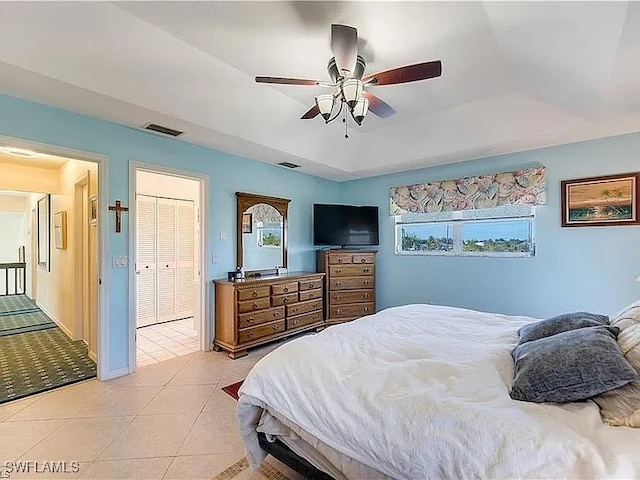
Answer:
313;204;379;246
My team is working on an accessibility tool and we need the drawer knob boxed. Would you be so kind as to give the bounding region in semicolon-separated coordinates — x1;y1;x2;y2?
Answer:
364;307;370;312
294;320;299;325
284;287;289;293
360;258;366;263
274;311;280;317
284;297;289;304
336;269;341;273
248;317;254;322
338;259;343;263
363;280;369;285
291;308;297;314
336;281;342;286
337;309;342;314
335;295;341;300
247;332;254;338
252;291;258;297
273;325;279;331
252;303;258;310
363;267;370;272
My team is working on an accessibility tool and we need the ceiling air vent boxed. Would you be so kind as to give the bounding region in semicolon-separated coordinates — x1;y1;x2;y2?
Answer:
277;161;301;169
142;123;183;137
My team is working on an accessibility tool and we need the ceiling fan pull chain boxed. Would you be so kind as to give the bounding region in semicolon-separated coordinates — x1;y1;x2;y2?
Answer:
343;104;349;139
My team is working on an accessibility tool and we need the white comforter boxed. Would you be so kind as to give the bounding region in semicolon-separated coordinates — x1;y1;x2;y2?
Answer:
238;304;640;479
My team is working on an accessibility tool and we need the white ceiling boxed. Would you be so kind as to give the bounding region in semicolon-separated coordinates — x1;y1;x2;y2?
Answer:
0;151;68;170
0;2;639;181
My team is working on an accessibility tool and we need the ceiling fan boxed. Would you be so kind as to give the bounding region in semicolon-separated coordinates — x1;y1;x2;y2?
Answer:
255;24;442;132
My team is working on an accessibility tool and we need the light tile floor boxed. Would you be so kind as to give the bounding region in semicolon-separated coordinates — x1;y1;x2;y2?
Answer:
137;319;199;367
0;345;281;480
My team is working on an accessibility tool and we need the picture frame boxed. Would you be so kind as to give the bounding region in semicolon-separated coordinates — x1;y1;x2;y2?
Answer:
37;194;50;271
561;173;640;227
242;213;253;234
89;194;97;225
54;211;67;250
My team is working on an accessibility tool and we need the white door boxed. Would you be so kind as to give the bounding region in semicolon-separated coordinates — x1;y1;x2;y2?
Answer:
157;198;177;323
136;195;157;327
176;199;195;320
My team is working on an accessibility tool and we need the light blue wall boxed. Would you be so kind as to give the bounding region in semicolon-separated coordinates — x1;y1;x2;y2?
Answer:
0;94;340;375
340;134;640;318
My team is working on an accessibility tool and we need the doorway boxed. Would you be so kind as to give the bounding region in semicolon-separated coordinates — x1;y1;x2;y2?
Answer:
130;165;208;368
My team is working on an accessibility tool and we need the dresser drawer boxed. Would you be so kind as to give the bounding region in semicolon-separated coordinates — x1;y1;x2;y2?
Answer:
237;286;271;301
272;292;298;307
329;265;374;277
330;303;374;318
352;254;375;264
329;289;374;305
238;320;285;343
237;297;271;314
330;276;374;290
299;279;322;291
287;298;322;317
238;307;284;329
298;288;322;301
271;282;299;296
287;310;323;330
328;254;354;265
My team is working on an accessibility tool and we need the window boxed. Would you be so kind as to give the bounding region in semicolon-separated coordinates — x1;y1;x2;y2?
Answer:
257;222;282;248
395;206;535;257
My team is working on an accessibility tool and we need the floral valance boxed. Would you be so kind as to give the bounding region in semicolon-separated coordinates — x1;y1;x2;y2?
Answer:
390;166;546;215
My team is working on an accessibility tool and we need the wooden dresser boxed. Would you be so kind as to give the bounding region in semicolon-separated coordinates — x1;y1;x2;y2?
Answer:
316;250;376;325
213;272;325;358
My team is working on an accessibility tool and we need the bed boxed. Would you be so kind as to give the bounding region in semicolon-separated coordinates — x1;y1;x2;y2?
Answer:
237;304;640;479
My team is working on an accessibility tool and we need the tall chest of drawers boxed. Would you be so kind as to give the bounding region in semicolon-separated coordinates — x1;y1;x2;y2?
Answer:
213;272;325;359
316;250;376;325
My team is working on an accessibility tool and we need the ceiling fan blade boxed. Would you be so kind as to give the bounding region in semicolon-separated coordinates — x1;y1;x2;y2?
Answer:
331;24;358;74
255;76;320;86
365;92;396;118
363;60;442;86
301;104;320;120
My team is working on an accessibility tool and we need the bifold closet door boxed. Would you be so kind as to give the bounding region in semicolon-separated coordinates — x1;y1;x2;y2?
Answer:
157;198;178;323
136;195;157;327
176;200;195;320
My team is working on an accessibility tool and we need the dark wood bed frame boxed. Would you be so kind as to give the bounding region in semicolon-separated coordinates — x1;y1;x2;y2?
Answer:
257;432;335;480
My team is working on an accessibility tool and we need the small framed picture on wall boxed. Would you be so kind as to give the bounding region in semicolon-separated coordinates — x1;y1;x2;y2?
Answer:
89;194;98;225
561;173;640;227
242;213;252;234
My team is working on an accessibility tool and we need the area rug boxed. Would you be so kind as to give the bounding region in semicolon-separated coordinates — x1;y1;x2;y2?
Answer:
222;380;244;400
0;327;97;404
211;456;298;480
0;294;38;315
0;310;56;337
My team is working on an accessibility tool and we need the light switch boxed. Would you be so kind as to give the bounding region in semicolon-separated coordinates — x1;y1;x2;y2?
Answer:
212;254;219;264
219;231;228;241
112;256;128;268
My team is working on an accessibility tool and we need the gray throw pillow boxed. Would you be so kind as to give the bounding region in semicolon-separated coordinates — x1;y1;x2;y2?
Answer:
517;311;609;345
510;326;636;403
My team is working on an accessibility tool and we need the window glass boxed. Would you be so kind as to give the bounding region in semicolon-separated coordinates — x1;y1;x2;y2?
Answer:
398;223;453;253
462;220;532;253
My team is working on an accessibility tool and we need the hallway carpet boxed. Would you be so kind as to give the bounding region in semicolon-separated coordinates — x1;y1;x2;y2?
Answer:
0;310;56;336
0;294;38;315
0;295;96;404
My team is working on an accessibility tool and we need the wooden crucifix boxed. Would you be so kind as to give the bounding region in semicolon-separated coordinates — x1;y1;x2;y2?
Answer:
108;200;129;233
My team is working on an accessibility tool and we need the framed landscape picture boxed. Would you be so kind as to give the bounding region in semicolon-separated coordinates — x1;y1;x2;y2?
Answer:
561;173;640;227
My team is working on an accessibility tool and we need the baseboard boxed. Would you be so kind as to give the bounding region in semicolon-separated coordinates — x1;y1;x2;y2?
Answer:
37;303;74;339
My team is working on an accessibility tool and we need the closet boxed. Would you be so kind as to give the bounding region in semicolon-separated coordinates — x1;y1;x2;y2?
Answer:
136;194;195;327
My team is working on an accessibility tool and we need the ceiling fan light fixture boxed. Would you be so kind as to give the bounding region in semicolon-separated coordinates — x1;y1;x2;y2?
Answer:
341;79;364;109
352;95;369;125
315;94;335;122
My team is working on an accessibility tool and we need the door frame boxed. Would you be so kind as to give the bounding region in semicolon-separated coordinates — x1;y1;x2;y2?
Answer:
72;171;90;344
0;134;110;380
128;161;211;372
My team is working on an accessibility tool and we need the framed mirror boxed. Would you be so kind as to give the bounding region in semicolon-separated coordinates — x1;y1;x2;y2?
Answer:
37;194;50;271
237;192;290;276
